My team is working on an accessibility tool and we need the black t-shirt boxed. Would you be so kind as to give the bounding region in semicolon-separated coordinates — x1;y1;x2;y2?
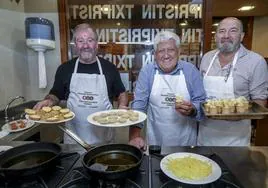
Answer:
49;57;125;102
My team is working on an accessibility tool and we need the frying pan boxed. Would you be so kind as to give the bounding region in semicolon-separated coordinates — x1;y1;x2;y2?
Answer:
0;142;61;178
58;125;143;180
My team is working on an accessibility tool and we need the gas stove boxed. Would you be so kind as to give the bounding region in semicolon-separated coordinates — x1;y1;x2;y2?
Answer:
58;155;149;188
0;152;80;188
0;151;245;188
150;153;245;188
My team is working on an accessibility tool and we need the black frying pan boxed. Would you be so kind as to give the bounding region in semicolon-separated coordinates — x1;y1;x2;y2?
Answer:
58;125;143;180
0;142;62;178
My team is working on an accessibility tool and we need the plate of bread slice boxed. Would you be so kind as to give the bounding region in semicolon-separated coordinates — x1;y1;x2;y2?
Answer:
24;106;75;124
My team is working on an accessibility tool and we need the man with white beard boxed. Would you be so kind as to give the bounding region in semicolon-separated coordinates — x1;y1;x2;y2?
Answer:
198;17;268;146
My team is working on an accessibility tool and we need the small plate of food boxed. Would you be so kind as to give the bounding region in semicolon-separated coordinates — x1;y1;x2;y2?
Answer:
2;119;35;133
24;106;75;124
87;109;147;127
160;152;221;185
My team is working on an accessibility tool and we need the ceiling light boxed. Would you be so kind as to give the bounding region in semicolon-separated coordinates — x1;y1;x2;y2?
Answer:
180;21;188;26
211;31;216;34
213;23;219;26
238;6;255;11
180;23;187;26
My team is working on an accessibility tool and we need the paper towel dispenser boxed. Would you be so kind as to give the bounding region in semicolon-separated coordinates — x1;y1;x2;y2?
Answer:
25;17;55;88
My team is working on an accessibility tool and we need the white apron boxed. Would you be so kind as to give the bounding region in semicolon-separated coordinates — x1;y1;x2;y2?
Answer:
64;57;114;145
147;69;197;146
198;51;251;146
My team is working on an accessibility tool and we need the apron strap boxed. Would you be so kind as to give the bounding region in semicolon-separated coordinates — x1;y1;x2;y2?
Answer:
205;51;239;77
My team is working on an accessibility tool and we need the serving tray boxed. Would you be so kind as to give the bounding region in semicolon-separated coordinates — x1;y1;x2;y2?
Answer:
202;101;268;120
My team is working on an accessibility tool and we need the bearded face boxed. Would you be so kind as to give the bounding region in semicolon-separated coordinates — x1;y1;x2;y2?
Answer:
215;18;244;53
75;28;98;64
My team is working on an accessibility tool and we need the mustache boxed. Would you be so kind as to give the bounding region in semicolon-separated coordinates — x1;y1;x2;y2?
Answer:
221;39;233;43
80;48;94;52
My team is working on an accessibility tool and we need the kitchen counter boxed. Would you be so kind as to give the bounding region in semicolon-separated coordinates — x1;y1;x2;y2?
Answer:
0;141;267;188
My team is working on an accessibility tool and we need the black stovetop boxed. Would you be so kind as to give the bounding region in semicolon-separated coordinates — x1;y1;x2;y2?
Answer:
0;152;245;188
0;152;80;188
58;155;149;188
150;153;245;188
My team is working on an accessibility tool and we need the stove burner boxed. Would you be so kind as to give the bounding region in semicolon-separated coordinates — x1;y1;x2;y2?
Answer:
59;156;149;188
0;152;80;188
59;167;142;188
1;176;48;188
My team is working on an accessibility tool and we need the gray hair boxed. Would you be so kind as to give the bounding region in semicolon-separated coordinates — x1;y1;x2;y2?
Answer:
153;31;181;51
72;23;98;42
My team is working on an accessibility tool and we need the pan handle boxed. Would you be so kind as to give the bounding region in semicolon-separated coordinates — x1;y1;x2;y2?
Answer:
58;124;93;151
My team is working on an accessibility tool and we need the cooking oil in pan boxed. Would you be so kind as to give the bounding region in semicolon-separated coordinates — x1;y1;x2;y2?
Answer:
2;151;56;169
89;153;137;172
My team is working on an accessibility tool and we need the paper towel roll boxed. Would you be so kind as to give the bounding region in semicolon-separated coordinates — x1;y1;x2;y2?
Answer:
38;51;47;88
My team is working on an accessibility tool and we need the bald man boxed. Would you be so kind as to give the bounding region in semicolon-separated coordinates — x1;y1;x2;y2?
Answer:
198;17;268;146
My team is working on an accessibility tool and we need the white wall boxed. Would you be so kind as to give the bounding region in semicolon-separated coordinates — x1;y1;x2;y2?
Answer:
0;0;60;110
24;0;61;101
0;0;27;109
252;16;268;57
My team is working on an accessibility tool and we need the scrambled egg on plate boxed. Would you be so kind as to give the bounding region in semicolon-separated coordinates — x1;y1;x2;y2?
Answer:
166;156;212;180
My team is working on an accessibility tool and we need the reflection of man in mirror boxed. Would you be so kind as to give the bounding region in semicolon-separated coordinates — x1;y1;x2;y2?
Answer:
129;31;206;149
198;17;268;146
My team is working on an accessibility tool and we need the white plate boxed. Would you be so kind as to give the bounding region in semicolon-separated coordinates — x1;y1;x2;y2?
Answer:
87;109;147;127
25;111;75;124
2;119;35;133
160;152;222;185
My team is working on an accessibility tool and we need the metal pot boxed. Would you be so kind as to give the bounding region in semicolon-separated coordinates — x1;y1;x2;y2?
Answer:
58;125;143;180
0;142;62;178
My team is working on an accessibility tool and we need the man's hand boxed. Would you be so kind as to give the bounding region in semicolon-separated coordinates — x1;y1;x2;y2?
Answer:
129;137;146;151
175;101;196;116
33;99;54;110
34;94;59;110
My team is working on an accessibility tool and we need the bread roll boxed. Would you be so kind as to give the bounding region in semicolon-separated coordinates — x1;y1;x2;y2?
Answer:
129;116;139;122
52;106;62;111
63;112;73;119
118;117;127;123
25;108;36;115
176;95;184;104
42;106;52;113
46;117;60;122
29;115;41;120
60;108;70;114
